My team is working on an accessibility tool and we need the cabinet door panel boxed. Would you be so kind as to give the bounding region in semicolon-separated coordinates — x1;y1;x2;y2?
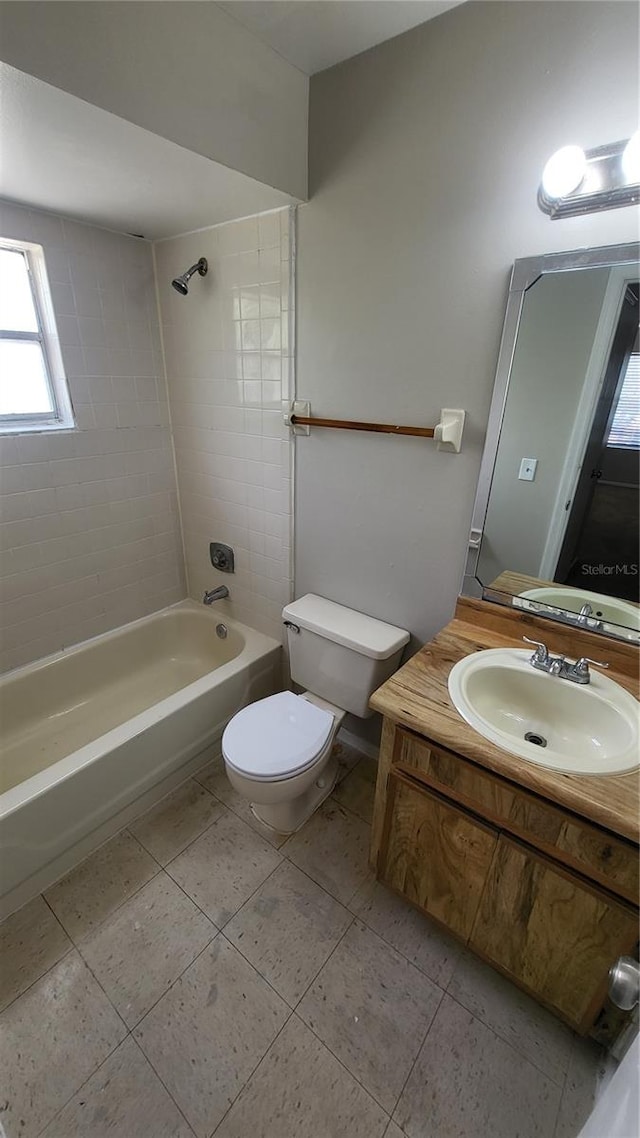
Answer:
396;729;638;904
470;837;638;1031
380;773;498;941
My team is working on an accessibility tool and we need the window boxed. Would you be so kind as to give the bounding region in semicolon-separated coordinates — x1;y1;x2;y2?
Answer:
0;239;74;433
606;348;640;450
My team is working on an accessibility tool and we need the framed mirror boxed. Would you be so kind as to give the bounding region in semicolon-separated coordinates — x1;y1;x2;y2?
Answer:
464;242;639;644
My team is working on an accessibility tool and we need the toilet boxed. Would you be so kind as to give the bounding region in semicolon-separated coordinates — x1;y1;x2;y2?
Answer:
222;594;409;834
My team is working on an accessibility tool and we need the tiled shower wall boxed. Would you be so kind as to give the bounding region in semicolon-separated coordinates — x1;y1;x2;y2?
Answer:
0;201;185;673
154;209;294;641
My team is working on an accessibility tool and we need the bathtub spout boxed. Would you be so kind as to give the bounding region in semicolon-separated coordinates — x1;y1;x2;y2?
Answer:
203;586;230;605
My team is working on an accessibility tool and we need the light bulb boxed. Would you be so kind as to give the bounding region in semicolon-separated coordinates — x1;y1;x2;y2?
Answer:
541;145;587;200
622;131;640;184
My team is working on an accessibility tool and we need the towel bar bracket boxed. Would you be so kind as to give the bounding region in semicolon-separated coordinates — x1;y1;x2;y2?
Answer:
282;400;311;435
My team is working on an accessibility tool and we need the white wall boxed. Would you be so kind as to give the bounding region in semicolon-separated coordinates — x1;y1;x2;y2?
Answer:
154;210;294;641
0;201;185;673
0;1;308;201
296;0;639;697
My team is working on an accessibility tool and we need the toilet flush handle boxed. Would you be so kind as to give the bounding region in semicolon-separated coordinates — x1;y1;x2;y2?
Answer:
284;620;300;634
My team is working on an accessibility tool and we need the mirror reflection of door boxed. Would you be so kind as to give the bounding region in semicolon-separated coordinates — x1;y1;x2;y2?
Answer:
555;283;639;602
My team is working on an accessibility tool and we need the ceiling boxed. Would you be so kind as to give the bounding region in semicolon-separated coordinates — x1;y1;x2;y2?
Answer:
218;0;464;75
0;3;465;239
0;64;296;240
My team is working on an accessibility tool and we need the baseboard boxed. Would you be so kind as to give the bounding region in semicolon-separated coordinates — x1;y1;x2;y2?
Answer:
338;726;379;762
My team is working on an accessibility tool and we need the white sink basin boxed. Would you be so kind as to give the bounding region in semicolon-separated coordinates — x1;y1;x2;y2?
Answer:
448;648;640;775
515;587;640;643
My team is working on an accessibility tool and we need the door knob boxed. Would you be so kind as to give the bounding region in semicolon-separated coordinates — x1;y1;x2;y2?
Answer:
608;956;640;1011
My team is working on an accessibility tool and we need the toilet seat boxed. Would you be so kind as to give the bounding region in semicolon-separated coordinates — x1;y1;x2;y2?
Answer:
222;691;335;782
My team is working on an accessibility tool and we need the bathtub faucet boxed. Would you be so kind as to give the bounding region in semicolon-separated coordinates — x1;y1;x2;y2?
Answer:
203;586;230;605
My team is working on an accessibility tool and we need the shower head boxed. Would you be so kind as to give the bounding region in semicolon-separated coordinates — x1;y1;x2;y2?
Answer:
171;257;208;296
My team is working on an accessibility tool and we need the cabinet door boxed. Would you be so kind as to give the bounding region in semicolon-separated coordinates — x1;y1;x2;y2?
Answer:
396;729;639;904
379;772;498;941
470;836;639;1032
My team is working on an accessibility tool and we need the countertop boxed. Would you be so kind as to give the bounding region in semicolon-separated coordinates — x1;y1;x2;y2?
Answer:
369;598;640;844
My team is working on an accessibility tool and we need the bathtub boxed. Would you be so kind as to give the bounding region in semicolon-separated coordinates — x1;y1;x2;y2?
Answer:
0;600;281;916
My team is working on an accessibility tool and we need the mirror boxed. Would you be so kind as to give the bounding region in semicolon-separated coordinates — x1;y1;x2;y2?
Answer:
465;242;639;644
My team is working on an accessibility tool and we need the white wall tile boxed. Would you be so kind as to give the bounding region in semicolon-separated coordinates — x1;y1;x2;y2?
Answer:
0;203;185;672
155;208;294;642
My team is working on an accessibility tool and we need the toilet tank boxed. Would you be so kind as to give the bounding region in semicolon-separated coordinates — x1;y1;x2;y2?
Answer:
282;595;410;718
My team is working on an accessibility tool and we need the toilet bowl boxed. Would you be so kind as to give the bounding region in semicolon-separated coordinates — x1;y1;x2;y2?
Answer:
222;691;345;833
221;594;410;834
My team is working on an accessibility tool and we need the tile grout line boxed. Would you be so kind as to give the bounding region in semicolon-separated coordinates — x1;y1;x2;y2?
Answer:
0;940;76;1018
441;980;574;1090
129;781;229;867
553;1035;586;1138
222;872;357;1014
346;887;458;985
114;862;292;1036
209;1008;392;1138
128;1036;199;1138
296;913;447;1122
162;818;285;929
386;984;447;1129
0;894;77;1017
128;929;220;1036
33;1029;132;1138
287;1009;393;1132
6;900;134;1049
47;846;164;944
75;908;219;1034
68;1030;201;1138
122;953;234;1138
286;912;399;1113
120;933;297;1136
435;985;569;1111
208;1004;297;1137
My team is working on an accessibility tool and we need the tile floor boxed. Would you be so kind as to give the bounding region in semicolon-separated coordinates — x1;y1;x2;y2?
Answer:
1;741;610;1138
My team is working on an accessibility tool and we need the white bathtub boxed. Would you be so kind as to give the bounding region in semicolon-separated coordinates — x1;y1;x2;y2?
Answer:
0;600;281;916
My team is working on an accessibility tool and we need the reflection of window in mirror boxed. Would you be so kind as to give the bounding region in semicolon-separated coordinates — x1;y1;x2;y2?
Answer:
607;328;639;450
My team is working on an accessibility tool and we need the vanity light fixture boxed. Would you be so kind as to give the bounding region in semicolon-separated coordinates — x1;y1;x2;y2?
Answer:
538;134;640;218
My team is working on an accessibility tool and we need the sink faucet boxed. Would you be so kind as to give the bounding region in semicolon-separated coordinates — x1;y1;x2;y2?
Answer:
203;585;229;605
522;637;609;685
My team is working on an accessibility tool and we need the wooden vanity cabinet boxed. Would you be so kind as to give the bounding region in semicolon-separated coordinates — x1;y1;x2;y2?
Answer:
376;723;639;1035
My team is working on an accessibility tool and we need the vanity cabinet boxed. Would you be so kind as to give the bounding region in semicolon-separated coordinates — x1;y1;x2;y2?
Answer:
376;724;639;1035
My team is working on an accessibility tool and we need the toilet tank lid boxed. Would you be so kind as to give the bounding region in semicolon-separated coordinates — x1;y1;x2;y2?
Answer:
282;595;410;661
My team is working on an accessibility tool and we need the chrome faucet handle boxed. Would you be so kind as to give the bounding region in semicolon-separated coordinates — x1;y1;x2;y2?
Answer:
573;655;610;674
522;636;550;663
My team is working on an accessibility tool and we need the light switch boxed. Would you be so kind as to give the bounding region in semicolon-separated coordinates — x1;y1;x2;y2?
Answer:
518;457;538;482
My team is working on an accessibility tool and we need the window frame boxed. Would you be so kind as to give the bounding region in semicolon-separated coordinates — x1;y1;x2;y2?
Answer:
0;238;75;434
